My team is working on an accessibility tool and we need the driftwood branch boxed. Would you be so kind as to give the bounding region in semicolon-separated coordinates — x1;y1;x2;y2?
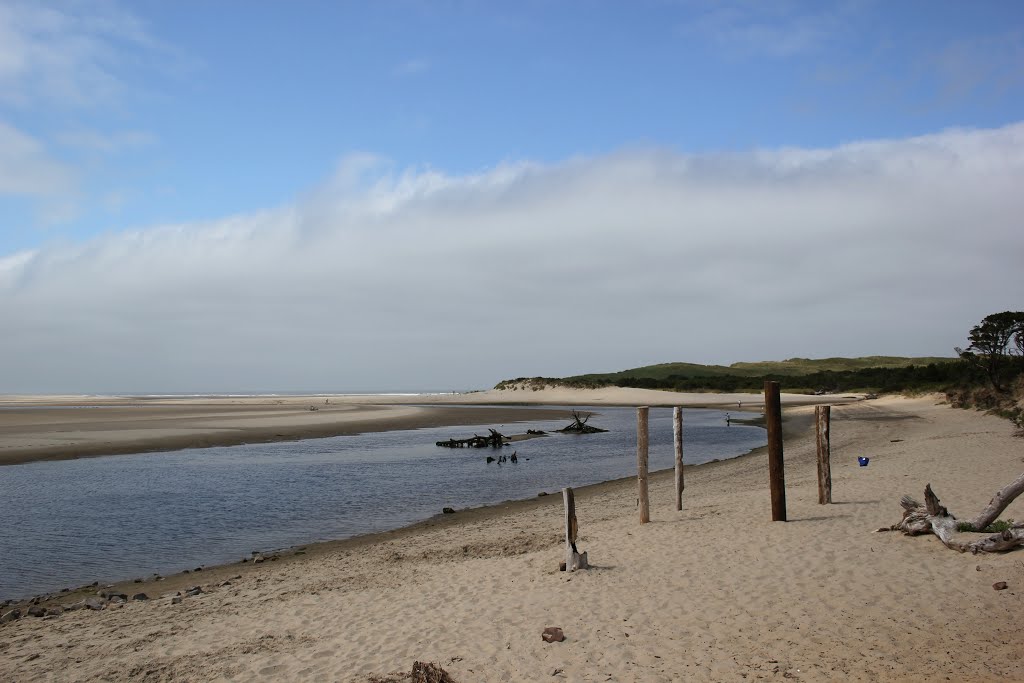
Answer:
964;471;1024;531
887;478;1024;554
557;411;608;434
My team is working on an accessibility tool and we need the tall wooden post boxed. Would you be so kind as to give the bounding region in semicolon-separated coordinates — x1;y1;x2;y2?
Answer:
562;487;588;571
764;381;787;522
673;406;684;511
816;405;832;504
637;406;650;524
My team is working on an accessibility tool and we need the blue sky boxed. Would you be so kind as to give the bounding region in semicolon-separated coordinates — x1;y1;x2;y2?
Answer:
1;1;1023;392
4;0;1022;254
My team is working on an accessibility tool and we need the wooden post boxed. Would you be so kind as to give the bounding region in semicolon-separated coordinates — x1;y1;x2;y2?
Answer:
562;487;588;570
637;406;650;524
764;381;787;522
816;405;832;504
674;406;684;511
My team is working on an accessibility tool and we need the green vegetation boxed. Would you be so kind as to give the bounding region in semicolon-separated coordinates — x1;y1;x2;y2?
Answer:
956;519;1016;533
495;356;965;394
955;311;1024;394
496;312;1024;427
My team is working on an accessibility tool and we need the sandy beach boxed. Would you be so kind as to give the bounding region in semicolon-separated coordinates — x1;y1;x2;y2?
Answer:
2;393;1022;681
0;387;854;466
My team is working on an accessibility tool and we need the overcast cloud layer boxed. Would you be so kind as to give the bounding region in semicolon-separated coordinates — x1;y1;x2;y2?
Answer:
2;123;1023;393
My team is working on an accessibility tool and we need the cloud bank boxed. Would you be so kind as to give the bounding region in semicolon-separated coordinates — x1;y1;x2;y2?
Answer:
2;124;1023;392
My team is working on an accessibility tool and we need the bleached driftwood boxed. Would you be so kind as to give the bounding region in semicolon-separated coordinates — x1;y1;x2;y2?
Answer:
885;478;1024;554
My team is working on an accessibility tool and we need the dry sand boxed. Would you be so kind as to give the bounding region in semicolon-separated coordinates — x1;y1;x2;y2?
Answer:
2;394;1023;681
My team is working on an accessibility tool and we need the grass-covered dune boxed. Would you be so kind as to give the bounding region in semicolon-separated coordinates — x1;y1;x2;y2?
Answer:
495;356;969;395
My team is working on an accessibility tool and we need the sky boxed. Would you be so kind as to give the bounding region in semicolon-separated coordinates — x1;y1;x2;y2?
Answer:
1;0;1023;393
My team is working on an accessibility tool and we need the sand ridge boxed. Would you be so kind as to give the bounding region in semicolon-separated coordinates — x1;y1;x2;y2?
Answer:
2;395;1022;681
0;387;857;466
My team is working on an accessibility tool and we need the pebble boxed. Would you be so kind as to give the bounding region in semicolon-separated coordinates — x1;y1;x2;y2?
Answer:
1;609;22;623
993;581;1009;590
171;596;183;605
542;627;565;643
27;606;47;618
84;598;105;611
132;593;149;601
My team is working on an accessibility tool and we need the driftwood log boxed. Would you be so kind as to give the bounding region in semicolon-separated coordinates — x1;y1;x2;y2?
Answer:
884;473;1024;553
436;429;507;448
557;411;607;434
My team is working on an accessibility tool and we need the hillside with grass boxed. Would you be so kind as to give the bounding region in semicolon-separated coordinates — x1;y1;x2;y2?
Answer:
495;355;967;395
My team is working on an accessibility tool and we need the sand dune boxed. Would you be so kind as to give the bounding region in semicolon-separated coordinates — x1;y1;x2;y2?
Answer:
2;395;1023;681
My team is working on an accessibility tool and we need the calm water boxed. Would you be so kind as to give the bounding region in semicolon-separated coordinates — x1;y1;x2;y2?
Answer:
0;406;764;601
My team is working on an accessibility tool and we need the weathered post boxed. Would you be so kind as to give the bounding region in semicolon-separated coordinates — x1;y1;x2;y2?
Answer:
674;406;684;511
764;381;787;522
562;487;588;570
816;405;832;504
637;406;650;524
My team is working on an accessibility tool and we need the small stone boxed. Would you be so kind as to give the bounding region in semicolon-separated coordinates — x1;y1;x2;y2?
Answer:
253;554;265;564
993;581;1009;590
185;586;203;597
538;491;548;497
64;601;86;611
27;606;47;618
1;609;22;623
106;593;128;602
442;507;456;514
171;596;183;605
133;578;143;583
542;627;565;643
84;598;105;610
194;567;203;572
559;562;567;572
46;606;64;617
132;593;149;601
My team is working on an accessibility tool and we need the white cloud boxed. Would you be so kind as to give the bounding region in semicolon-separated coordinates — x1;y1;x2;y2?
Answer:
0;1;148;107
0;120;73;196
1;123;1022;392
678;1;848;58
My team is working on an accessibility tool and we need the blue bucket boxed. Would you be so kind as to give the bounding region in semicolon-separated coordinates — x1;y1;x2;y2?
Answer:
858;457;870;467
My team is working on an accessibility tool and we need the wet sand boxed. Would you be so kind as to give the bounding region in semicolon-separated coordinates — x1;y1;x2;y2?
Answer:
0;387;856;466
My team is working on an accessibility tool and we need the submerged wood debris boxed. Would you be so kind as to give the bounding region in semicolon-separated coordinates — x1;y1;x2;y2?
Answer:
556;411;607;434
435;428;507;448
